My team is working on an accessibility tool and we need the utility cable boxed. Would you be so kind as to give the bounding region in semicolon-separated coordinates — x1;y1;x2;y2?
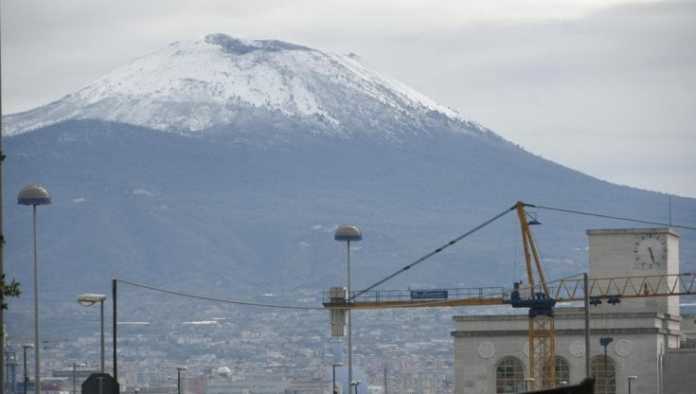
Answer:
529;203;696;231
351;205;517;301
116;278;324;311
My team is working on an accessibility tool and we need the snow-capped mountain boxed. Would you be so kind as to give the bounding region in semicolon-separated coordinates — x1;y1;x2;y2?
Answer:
4;34;696;338
6;33;485;138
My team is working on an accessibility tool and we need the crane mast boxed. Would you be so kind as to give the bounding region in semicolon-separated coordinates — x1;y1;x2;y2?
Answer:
513;201;555;390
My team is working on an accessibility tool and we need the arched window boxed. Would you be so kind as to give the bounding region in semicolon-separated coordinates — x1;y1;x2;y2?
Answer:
496;356;524;394
591;355;616;394
542;355;571;387
555;356;570;386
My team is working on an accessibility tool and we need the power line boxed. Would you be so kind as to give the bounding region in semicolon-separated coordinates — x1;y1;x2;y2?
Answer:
116;279;324;311
351;205;517;300
529;203;696;231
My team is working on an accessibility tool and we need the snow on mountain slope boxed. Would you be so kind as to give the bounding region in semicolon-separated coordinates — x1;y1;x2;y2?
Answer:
5;34;486;137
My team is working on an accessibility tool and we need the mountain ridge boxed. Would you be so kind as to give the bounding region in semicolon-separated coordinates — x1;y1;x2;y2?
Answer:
5;119;695;295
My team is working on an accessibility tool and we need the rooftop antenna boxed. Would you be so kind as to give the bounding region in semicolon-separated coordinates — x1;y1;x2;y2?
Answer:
668;195;672;227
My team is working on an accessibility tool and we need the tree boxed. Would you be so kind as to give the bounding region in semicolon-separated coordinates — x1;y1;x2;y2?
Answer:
0;274;20;310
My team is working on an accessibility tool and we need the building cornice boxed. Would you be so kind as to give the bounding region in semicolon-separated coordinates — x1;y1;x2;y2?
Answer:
451;327;663;338
586;227;680;238
453;310;680;322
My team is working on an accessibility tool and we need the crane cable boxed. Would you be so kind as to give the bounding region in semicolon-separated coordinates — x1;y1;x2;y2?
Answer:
350;204;517;301
117;278;465;311
116;278;324;311
529;203;696;231
117;202;695;309
351;201;696;301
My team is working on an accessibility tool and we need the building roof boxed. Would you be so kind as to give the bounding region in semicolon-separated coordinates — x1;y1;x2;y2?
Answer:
586;228;679;237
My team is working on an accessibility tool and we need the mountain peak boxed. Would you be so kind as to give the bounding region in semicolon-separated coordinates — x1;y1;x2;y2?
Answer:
4;34;488;139
203;33;311;54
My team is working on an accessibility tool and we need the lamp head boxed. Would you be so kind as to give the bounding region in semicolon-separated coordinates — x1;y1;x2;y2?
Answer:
18;184;51;206
78;293;107;306
335;225;362;242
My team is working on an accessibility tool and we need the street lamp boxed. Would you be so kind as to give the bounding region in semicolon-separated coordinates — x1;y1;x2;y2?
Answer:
176;367;187;394
22;344;33;394
6;351;18;394
332;362;343;394
18;184;51;394
627;375;637;394
524;377;535;392
334;225;362;394
351;380;360;394
77;293;107;372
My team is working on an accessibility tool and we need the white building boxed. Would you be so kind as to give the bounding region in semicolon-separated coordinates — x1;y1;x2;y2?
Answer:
452;228;688;394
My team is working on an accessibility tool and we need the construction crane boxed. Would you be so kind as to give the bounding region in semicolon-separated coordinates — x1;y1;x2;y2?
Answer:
512;201;555;389
323;201;696;391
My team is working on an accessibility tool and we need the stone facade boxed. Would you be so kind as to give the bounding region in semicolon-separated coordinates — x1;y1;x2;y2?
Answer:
452;309;679;394
587;228;680;317
662;348;696;394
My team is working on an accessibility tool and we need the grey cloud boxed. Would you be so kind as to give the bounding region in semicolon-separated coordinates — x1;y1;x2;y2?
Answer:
341;1;696;196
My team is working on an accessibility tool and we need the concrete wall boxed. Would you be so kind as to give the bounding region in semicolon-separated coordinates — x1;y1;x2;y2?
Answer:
662;349;696;394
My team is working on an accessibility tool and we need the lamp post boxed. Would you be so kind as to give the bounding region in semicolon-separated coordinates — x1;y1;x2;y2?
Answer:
77;293;107;372
351;381;360;394
6;351;18;394
176;367;186;394
18;184;51;394
332;362;343;394
22;344;33;394
583;272;591;378
524;377;535;392
627;375;637;394
334;225;362;394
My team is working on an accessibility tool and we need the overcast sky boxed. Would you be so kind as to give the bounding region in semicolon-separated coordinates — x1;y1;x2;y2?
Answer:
1;0;695;197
